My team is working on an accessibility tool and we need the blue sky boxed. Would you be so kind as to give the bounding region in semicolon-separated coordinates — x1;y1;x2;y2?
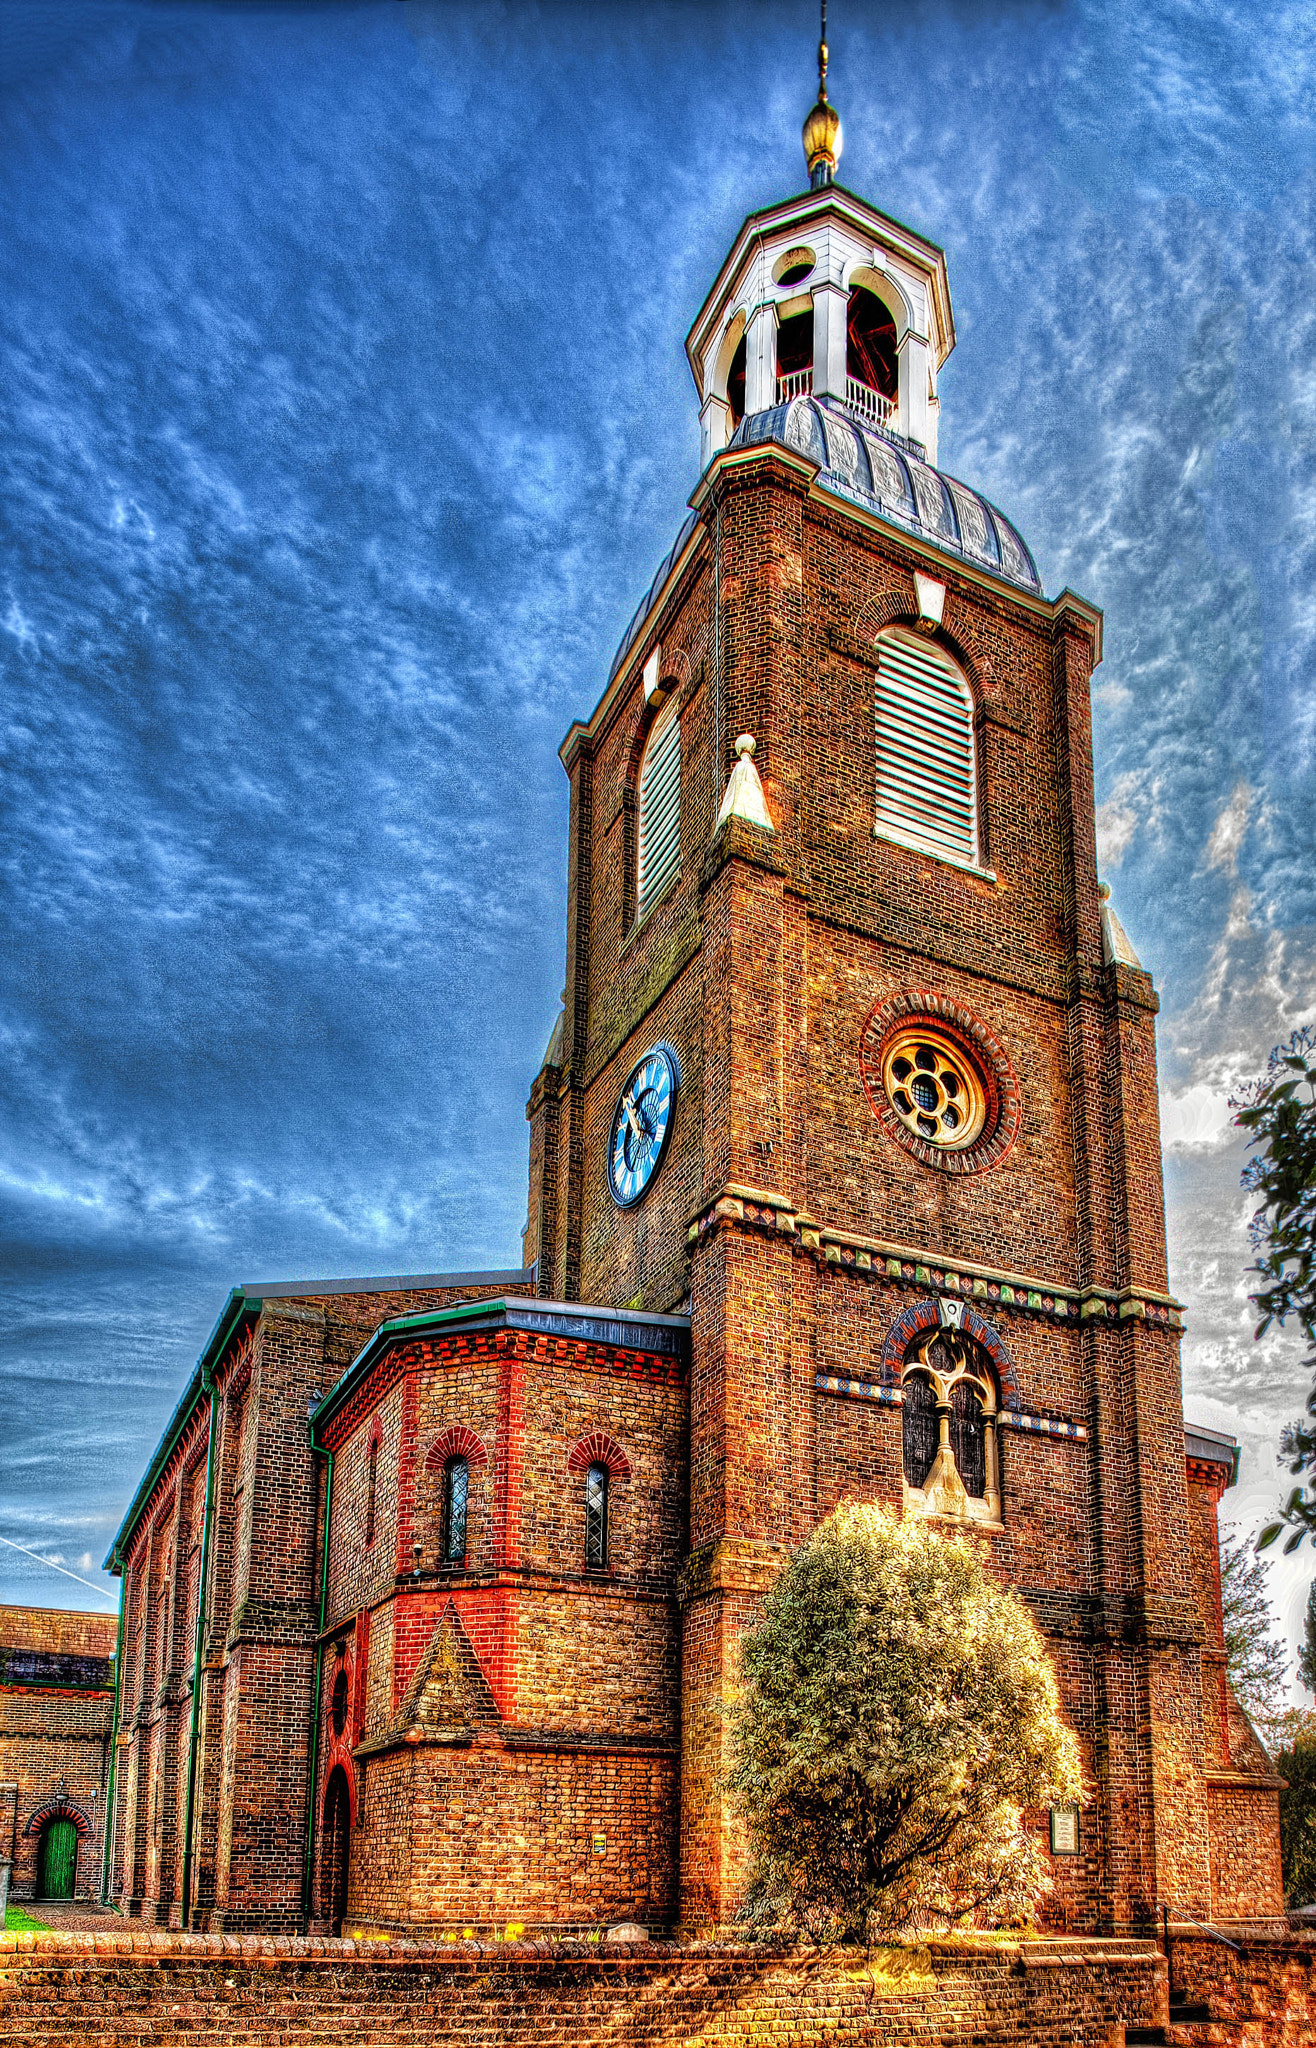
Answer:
2;0;1314;1677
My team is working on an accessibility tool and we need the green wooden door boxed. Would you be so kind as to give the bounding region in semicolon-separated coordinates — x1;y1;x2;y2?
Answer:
38;1818;77;1899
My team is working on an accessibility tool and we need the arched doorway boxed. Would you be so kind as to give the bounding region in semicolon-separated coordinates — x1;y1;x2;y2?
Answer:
37;1816;78;1900
320;1767;351;1934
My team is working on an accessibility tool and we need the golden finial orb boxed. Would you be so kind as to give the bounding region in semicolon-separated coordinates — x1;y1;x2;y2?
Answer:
802;9;842;188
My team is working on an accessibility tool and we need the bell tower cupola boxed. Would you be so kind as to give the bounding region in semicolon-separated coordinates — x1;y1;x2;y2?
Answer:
685;30;955;473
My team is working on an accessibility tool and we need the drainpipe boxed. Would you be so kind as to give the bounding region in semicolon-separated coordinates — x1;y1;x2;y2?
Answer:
301;1443;333;1931
179;1367;218;1929
99;1566;128;1904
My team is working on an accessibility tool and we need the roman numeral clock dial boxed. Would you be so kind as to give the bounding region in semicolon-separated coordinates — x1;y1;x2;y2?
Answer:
607;1042;680;1208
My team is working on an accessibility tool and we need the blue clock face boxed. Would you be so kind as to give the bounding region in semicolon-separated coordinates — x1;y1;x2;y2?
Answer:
608;1043;679;1208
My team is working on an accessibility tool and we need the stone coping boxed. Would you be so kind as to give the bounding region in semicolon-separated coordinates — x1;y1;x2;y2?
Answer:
0;1928;1168;1966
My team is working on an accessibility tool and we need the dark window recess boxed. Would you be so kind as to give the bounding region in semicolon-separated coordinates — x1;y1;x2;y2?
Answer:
902;1373;939;1489
775;308;813;380
443;1456;469;1565
321;1768;351;1935
950;1380;987;1498
777;259;813;289
847;286;898;401
727;333;747;428
365;1436;378;1548
585;1462;609;1570
330;1668;349;1737
0;1650;113;1690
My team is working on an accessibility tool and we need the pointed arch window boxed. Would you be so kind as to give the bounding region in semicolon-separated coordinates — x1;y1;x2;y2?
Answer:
899;1332;1001;1527
638;705;681;915
874;628;979;869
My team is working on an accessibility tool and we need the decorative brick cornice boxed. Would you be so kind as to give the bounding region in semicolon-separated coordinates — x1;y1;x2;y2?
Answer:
686;1186;1184;1332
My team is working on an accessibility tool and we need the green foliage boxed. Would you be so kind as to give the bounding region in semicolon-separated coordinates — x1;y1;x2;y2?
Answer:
1274;1712;1316;1907
1219;1531;1290;1744
1300;1583;1316;1695
1233;1029;1316;1552
726;1502;1083;1941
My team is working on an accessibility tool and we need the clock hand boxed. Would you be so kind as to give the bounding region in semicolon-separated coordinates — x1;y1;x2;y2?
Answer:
625;1100;646;1143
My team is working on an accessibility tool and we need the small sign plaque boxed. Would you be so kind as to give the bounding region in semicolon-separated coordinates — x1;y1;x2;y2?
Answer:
1050;1805;1079;1855
591;1833;606;1855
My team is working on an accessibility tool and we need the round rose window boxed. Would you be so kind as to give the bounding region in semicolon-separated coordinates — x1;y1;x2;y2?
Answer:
881;1030;987;1150
859;991;1022;1176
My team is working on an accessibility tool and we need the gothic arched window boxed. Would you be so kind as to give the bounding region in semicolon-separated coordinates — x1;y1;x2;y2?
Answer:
901;1371;939;1490
442;1455;469;1566
900;1331;1001;1526
330;1667;349;1737
874;628;979;870
638;706;681;916
950;1379;987;1499
584;1462;609;1570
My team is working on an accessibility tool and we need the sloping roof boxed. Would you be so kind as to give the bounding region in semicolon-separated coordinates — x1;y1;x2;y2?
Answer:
731;395;1042;593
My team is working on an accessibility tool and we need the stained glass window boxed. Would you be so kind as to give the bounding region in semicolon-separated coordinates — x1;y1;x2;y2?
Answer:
585;1461;609;1569
902;1373;938;1489
950;1379;987;1498
443;1455;469;1565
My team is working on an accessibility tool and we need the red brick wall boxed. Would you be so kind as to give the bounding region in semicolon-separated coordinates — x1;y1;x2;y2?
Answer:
0;1604;116;1903
108;1274;528;1933
523;437;1262;1933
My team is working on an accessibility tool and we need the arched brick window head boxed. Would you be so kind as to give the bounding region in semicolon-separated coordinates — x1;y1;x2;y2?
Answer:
566;1431;631;1481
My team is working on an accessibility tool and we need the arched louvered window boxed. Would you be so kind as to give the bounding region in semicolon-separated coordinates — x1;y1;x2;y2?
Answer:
874;628;979;868
637;706;681;916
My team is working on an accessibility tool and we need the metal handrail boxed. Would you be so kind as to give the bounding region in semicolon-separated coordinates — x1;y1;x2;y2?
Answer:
1162;1903;1241;2002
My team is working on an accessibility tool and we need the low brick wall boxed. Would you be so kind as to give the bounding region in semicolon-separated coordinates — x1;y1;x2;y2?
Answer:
0;1930;1163;2047
1172;1930;1316;2042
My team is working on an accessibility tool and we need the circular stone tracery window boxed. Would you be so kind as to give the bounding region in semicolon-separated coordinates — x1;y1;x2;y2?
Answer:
860;992;1021;1176
882;1029;986;1150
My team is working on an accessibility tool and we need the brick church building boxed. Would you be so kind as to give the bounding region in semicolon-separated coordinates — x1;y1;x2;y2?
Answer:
102;89;1283;1940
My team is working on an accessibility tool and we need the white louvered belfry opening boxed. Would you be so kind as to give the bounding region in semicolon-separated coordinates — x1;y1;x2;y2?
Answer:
874;628;980;869
638;706;681;915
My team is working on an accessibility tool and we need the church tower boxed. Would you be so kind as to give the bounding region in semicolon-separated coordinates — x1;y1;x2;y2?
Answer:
524;57;1283;1936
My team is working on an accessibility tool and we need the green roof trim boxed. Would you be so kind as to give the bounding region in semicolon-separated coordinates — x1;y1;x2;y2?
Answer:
103;1288;260;1573
310;1296;691;1444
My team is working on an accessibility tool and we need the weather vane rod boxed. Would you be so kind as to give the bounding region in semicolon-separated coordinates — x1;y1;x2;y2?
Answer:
803;0;842;187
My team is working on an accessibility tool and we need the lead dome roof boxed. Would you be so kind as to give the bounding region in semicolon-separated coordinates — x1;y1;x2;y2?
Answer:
737;396;1040;592
608;396;1040;686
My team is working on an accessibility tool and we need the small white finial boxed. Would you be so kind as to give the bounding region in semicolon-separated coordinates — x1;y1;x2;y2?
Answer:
1098;880;1142;967
716;733;774;833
